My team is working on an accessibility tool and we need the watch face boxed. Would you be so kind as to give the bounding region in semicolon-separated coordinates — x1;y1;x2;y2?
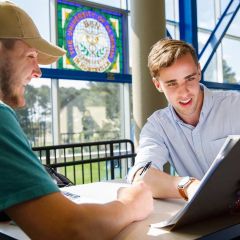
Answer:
178;176;190;188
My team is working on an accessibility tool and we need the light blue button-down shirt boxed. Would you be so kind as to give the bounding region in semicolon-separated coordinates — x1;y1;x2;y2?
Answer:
127;85;240;182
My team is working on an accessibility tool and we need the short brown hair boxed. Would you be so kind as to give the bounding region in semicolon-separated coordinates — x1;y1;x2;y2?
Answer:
148;38;198;78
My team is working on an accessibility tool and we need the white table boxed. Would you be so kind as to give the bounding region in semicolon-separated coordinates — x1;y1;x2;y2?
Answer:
1;182;240;240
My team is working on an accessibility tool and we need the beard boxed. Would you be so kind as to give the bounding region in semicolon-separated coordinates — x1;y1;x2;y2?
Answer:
0;57;21;108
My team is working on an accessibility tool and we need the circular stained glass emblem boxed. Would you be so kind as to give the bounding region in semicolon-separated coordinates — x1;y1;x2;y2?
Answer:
66;10;116;72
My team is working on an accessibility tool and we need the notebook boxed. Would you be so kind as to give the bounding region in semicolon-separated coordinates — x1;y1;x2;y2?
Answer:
151;135;240;230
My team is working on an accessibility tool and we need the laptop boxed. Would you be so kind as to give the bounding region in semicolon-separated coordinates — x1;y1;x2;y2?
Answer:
151;135;240;230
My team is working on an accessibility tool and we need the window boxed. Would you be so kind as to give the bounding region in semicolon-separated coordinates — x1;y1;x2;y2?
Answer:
197;0;215;30
165;0;179;39
197;0;240;85
16;78;53;147
14;0;240;147
57;0;126;73
59;80;125;144
14;0;131;146
222;37;240;83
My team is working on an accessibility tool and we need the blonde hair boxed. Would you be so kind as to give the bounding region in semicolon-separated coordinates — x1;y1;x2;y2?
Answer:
148;38;198;78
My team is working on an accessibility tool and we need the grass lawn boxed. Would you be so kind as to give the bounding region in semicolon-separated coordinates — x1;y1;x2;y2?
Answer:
59;161;122;184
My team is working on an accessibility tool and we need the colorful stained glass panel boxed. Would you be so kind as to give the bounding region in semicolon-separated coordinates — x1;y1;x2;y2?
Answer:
57;0;124;73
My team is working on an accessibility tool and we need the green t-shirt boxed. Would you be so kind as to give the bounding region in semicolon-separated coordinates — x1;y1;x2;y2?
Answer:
0;102;59;212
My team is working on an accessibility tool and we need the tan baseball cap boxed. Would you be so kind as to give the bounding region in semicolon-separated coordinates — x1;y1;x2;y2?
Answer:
0;1;66;65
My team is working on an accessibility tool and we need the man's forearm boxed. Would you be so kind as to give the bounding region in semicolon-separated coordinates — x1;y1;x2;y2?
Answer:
133;167;182;199
6;183;153;240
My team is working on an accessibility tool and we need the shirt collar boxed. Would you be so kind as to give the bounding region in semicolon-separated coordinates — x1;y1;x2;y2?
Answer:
0;100;16;114
199;84;214;121
169;84;213;125
0;100;10;108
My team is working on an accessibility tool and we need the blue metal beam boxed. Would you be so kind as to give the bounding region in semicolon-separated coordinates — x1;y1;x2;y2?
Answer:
204;81;240;90
166;29;172;39
179;0;198;54
41;68;132;84
199;0;240;76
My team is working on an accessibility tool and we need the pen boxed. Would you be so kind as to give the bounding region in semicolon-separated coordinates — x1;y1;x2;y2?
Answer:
139;161;152;178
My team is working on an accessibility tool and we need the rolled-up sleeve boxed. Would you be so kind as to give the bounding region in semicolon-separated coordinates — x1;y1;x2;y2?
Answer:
127;119;169;183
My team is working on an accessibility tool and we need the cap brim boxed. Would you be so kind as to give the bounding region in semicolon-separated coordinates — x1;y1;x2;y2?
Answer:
23;37;66;65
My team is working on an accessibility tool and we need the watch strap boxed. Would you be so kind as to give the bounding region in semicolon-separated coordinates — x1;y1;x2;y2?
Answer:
178;177;195;201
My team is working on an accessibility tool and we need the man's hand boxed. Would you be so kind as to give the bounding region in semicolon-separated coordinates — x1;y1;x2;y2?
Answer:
117;182;153;221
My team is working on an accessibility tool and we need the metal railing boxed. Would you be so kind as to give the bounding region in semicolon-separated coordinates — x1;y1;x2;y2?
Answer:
60;130;120;144
33;139;136;185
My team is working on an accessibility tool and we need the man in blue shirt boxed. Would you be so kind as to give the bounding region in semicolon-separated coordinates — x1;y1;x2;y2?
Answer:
128;38;240;201
0;1;153;239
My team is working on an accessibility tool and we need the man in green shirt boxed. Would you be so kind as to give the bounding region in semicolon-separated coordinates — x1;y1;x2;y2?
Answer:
0;1;153;239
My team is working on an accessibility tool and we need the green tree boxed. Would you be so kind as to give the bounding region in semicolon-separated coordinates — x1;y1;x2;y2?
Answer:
223;59;237;84
17;82;122;145
16;85;51;146
87;82;119;119
59;87;85;111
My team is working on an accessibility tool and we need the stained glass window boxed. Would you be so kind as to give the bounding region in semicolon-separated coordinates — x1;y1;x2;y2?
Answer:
57;0;124;73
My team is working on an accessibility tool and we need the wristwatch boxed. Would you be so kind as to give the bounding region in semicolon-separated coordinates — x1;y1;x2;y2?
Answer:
177;176;195;201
